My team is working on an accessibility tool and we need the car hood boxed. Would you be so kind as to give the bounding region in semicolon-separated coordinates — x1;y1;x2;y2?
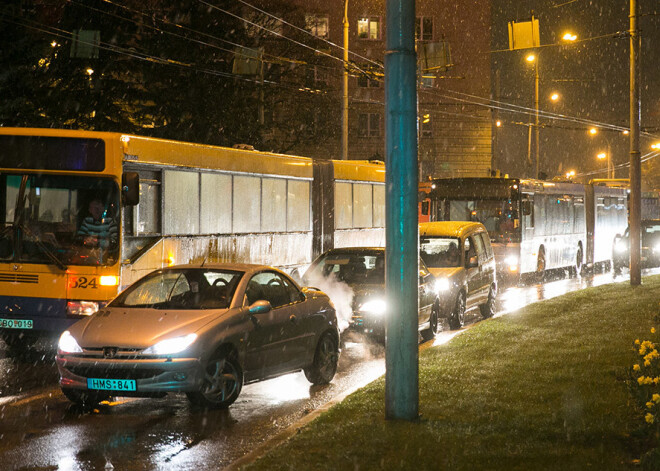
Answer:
67;307;227;349
428;267;463;281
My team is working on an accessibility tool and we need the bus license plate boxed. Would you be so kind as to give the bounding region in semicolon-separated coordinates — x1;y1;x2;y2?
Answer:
87;378;136;392
0;318;33;329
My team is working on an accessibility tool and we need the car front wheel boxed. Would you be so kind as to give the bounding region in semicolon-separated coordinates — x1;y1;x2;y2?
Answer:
479;286;496;319
187;352;243;409
448;292;466;330
304;332;339;385
421;303;440;341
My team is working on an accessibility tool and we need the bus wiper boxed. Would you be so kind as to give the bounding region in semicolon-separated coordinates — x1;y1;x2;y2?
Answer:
16;222;68;271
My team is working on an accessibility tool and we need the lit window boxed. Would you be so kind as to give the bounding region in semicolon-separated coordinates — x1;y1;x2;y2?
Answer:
358;17;380;40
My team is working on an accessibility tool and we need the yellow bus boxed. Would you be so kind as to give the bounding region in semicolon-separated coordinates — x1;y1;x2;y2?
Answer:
0;128;385;351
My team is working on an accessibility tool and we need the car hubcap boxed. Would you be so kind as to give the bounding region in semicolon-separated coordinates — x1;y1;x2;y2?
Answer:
203;358;239;402
317;337;338;377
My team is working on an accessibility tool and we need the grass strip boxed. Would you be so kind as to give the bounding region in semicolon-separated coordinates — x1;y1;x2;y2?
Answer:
243;276;660;470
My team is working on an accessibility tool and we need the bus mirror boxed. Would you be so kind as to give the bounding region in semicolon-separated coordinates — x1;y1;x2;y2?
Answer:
522;200;532;216
122;172;140;206
421;201;430;215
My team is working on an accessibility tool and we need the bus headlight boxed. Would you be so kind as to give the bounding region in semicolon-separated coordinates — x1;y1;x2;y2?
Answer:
504;255;519;272
435;278;451;293
614;242;628;254
58;330;83;353
67;301;99;316
358;299;387;316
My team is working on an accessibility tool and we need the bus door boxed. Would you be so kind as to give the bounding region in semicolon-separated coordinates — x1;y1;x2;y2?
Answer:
521;196;534;239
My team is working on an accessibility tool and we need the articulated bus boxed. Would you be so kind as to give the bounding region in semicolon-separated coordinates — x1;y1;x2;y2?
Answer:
425;177;628;282
0;128;385;350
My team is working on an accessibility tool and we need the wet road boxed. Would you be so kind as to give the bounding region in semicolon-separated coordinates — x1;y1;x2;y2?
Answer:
0;267;655;470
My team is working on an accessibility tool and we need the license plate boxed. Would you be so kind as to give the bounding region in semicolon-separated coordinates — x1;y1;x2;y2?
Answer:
0;318;33;329
87;378;136;391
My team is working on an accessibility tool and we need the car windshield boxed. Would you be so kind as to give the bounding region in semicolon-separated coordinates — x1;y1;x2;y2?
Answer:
0;173;120;266
420;236;461;268
643;224;660;243
305;252;384;285
110;269;243;310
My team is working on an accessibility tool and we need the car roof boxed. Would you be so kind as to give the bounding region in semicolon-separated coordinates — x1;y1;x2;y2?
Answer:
419;221;487;238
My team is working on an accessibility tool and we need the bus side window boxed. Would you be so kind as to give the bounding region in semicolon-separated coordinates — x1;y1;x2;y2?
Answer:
522;198;534;230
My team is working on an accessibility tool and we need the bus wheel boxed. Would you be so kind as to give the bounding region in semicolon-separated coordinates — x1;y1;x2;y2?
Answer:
535;248;546;282
573;245;583;278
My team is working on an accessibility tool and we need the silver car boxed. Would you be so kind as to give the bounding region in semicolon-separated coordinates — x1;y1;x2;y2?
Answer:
56;263;339;409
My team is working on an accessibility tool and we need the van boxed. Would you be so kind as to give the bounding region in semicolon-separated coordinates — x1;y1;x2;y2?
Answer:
419;221;497;330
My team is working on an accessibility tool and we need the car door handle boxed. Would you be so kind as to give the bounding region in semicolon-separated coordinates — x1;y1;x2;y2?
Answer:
289;314;298;324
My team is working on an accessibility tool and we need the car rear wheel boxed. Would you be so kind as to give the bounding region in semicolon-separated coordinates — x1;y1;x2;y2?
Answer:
61;388;110;409
304;332;339;385
448;292;465;330
479;286;496;319
187;352;242;409
421;303;440;341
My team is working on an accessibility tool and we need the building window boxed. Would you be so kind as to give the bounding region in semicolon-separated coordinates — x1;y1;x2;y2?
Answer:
358;113;380;137
416;17;433;41
305;66;329;88
357;72;380;88
420;114;432;138
357;17;380;40
305;14;329;39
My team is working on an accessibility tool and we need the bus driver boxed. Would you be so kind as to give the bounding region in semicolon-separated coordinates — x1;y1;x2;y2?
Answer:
77;198;118;249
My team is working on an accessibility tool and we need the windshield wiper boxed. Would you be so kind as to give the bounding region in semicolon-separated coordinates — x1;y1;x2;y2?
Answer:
16;222;68;271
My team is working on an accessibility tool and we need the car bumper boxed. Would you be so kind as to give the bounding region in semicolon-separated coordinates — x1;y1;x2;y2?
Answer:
56;355;204;394
348;314;385;337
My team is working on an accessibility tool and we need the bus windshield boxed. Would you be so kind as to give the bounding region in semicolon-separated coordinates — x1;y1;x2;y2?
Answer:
441;199;519;242
0;174;120;266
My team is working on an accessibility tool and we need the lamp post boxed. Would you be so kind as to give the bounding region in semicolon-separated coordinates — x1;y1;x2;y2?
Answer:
597;152;613;179
525;52;540;179
341;0;349;160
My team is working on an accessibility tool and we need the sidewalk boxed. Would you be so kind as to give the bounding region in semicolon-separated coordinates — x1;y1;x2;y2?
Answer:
237;275;660;470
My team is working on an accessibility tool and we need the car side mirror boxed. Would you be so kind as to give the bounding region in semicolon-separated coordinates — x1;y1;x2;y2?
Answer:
122;172;140;206
522;200;532;216
467;255;478;268
249;300;272;314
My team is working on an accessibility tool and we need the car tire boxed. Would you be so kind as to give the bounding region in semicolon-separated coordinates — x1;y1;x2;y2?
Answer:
421;303;440;341
448;292;465;330
304;332;339;385
61;388;110;409
479;286;496;319
187;351;243;409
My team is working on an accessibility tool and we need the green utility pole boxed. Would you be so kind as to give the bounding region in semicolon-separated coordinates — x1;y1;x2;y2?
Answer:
629;0;641;286
384;0;419;421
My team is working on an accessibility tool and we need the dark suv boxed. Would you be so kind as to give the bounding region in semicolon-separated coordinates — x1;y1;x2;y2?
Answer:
613;220;660;273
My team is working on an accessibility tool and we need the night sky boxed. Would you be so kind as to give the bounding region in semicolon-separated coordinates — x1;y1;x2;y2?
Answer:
491;0;660;182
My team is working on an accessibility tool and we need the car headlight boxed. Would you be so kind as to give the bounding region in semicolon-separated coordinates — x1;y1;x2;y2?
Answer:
143;334;198;355
358;299;387;316
615;241;628;254
67;301;99;316
58;330;83;353
434;278;451;293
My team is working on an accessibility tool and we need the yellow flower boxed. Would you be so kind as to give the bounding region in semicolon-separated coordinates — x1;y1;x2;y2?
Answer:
653;394;660;403
646;413;655;424
645;360;651;367
646;377;655;385
652;327;657;334
647;402;655;409
638;376;646;385
634;364;641;371
636;339;641;345
655;377;660;385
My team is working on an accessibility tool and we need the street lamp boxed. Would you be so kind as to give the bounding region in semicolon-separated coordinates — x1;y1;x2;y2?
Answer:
562;32;577;42
550;92;560;102
589;127;598;135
